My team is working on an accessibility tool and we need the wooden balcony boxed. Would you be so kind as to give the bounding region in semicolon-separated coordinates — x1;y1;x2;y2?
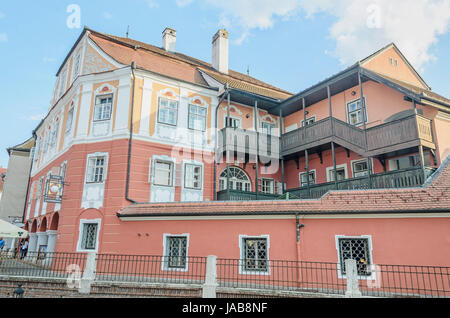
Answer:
281;114;435;158
217;127;280;159
216;167;436;201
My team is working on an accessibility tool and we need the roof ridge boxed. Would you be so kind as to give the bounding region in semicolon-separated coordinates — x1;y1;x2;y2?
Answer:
88;28;291;95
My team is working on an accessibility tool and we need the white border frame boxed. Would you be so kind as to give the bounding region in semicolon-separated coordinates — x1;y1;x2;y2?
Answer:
335;234;376;280
161;233;190;272
76;218;102;253
326;164;348;182
238;234;271;276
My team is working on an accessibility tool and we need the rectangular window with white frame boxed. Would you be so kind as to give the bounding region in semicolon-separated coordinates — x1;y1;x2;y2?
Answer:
154;160;174;187
86;156;107;183
240;236;270;274
301;116;316;127
188;104;207;131
93;95;113;122
347;97;368;126
66;107;74;134
158;97;178;126
261;178;275;194
163;234;189;271
327;164;348;182
352;159;371;178
184;164;202;190
77;219;101;252
261;122;275;135
299;170;316;187
224;116;242;129
336;236;373;278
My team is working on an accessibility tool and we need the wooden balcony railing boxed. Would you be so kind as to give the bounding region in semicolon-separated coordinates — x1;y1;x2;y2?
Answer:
217;127;280;158
216;167;436;201
281;114;435;158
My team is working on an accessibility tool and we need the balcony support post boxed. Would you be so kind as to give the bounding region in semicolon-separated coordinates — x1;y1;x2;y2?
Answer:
359;70;373;188
419;145;426;181
255;100;259;200
279;108;285;195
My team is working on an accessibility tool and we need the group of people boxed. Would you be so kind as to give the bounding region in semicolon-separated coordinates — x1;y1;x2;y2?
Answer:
0;236;28;259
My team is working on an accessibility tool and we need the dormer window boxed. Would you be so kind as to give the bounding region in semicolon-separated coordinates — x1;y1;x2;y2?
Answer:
93;95;113;122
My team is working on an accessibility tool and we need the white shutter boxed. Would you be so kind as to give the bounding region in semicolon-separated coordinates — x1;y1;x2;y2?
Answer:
277;182;283;195
149;158;154;183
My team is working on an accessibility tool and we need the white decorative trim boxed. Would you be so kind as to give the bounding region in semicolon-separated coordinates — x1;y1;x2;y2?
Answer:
326;164;349;182
238;234;271;276
335;234;376;280
76;218;102;253
221;104;243;116
161;233;190;272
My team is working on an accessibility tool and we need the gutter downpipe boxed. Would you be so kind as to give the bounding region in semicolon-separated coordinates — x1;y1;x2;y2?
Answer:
296;214;305;288
213;84;229;201
126;62;138;204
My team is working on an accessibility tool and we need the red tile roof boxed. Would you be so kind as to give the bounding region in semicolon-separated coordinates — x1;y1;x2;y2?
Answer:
118;157;450;218
87;29;292;100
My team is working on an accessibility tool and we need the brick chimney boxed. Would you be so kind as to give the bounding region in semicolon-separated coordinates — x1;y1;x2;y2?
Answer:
162;27;176;52
212;29;229;74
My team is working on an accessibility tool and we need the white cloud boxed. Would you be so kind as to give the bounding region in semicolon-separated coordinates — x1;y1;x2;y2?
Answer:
24;114;45;121
0;33;7;43
146;0;159;8
42;57;57;63
176;0;194;7
205;0;450;70
298;0;450;71
103;11;113;19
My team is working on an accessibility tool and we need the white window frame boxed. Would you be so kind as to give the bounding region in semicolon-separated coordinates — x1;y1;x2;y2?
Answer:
76;219;101;253
326;164;348;183
261;122;276;135
219;167;251;192
223;115;242;129
261;178;275;194
239;235;270;275
162;233;190;272
351;159;374;178
299;170;316;187
346;97;368;127
85;154;108;184
184;163;203;190
93;94;113;122
301;115;317;127
335;235;376;280
158;97;179;126
188;104;207;132
153;160;174;187
65;107;75;134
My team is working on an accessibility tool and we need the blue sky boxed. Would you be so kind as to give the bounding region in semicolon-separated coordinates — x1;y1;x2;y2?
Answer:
0;0;449;167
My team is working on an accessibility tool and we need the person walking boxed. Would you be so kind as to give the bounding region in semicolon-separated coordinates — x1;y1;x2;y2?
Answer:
0;237;5;251
20;239;28;259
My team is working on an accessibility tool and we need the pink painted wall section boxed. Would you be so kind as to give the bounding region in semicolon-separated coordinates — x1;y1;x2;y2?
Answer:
112;216;450;267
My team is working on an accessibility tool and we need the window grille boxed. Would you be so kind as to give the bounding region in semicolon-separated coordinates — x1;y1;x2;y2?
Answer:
338;238;372;276
167;236;187;269
81;223;98;250
244;238;268;272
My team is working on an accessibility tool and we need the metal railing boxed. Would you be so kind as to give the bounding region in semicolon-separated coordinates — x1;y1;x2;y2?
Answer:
216;259;346;296
0;251;87;279
94;254;207;285
358;264;450;298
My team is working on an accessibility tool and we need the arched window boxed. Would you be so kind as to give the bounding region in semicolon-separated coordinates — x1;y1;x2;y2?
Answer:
219;167;251;192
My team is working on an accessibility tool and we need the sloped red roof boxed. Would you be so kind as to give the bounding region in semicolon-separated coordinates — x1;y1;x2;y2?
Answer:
87;29;292;100
117;157;450;217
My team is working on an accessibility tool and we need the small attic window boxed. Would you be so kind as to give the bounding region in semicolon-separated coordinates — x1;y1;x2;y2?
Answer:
389;57;398;67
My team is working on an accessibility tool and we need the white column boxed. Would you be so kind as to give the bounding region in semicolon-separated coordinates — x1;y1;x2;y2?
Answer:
36;232;49;252
345;259;362;298
114;75;132;136
202;255;218;298
46;230;58;254
28;233;38;254
139;78;153;136
76;83;94;140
